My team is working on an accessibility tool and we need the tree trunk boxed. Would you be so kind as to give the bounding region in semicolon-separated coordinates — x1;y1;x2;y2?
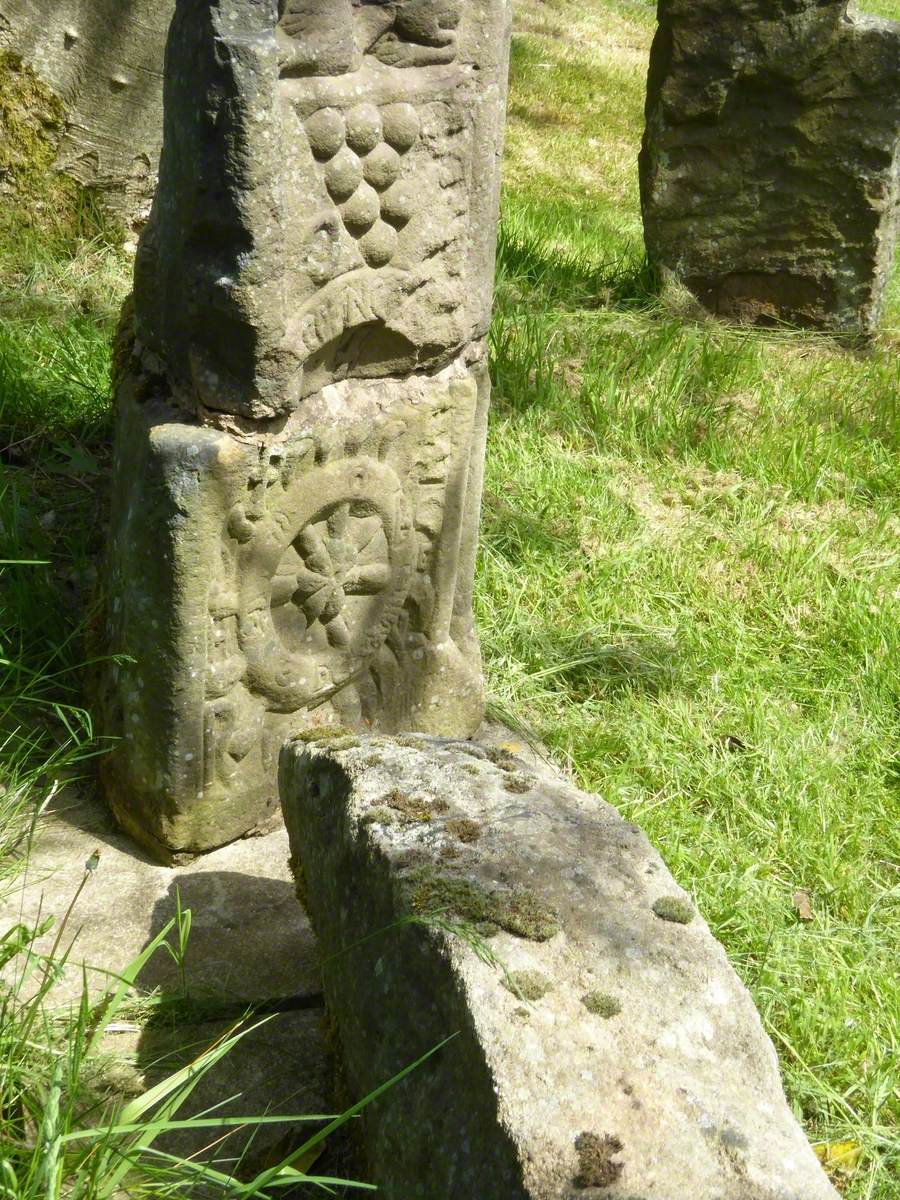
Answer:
0;0;173;225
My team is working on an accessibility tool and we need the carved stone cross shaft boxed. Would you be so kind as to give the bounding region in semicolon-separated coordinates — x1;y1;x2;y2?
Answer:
100;0;511;861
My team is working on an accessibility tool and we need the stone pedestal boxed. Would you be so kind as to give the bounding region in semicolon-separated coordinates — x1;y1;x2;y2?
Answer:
100;0;511;861
640;0;900;335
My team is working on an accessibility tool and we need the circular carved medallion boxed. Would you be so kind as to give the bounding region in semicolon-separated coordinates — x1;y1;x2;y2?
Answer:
237;457;414;712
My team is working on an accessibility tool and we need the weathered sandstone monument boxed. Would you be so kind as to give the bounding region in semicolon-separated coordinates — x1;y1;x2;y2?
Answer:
640;0;900;334
100;0;511;862
280;734;839;1198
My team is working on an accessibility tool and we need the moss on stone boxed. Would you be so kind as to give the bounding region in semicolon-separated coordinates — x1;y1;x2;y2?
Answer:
445;817;482;843
485;746;520;772
385;789;449;823
502;969;553;1001
573;1132;624;1189
0;52;66;188
582;990;621;1018
461;762;482;776
327;735;361;751
503;773;534;794
361;806;397;827
292;725;355;744
652;895;695;925
363;753;384;767
405;869;559;941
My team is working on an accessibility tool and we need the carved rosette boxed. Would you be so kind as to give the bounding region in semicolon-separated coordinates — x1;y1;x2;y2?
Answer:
236;457;415;712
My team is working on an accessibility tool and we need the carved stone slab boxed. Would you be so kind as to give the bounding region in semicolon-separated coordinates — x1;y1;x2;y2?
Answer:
640;0;900;334
101;0;510;861
135;0;510;419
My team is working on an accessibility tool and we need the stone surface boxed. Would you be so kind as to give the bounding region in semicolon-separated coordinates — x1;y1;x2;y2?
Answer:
101;0;511;860
639;0;900;335
0;785;329;1170
280;733;839;1200
0;0;173;222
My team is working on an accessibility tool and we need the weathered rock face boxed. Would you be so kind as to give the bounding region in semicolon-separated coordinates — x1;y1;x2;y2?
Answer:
280;734;839;1200
640;0;900;335
100;0;510;862
0;0;173;222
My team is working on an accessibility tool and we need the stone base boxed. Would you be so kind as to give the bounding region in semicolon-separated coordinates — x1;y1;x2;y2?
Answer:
279;734;838;1200
100;356;488;862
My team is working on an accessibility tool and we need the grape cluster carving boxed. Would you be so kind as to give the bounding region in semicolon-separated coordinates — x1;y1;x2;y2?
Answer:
305;101;421;268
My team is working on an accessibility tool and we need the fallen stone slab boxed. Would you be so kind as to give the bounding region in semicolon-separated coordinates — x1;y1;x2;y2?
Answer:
280;733;838;1199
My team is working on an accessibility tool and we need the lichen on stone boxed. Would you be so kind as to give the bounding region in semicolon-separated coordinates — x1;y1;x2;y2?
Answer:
405;869;559;941
289;853;311;915
582;990;621;1018
503;969;553;1002
445;817;482;843
652;895;694;925
573;1131;624;1189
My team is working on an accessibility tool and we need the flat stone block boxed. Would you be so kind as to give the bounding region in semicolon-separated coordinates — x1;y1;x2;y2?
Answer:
279;734;838;1199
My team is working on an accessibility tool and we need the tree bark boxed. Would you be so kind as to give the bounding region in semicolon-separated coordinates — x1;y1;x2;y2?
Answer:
0;0;173;224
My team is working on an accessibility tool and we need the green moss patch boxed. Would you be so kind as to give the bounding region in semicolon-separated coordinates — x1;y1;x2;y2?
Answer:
0;52;66;190
652;896;695;925
405;869;559;941
582;990;621;1018
503;968;553;1001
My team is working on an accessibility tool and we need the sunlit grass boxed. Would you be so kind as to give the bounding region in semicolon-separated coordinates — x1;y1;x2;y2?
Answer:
477;2;900;1195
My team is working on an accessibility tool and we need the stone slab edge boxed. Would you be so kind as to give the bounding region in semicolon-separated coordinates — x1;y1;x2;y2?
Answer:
279;732;838;1199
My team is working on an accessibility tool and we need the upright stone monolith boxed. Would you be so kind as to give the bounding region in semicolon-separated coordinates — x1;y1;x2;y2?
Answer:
100;0;511;862
640;0;900;334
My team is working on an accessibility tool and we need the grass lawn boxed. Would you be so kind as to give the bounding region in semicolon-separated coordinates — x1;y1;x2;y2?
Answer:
2;1;899;1195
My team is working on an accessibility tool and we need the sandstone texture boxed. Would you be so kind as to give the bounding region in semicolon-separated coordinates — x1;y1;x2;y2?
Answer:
101;0;511;860
0;0;173;220
640;0;900;334
279;734;838;1200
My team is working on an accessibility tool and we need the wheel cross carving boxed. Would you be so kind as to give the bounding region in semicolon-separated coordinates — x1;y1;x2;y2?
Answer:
276;501;393;649
237;457;415;712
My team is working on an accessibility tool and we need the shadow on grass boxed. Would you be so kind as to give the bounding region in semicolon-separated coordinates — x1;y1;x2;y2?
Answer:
496;218;658;312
